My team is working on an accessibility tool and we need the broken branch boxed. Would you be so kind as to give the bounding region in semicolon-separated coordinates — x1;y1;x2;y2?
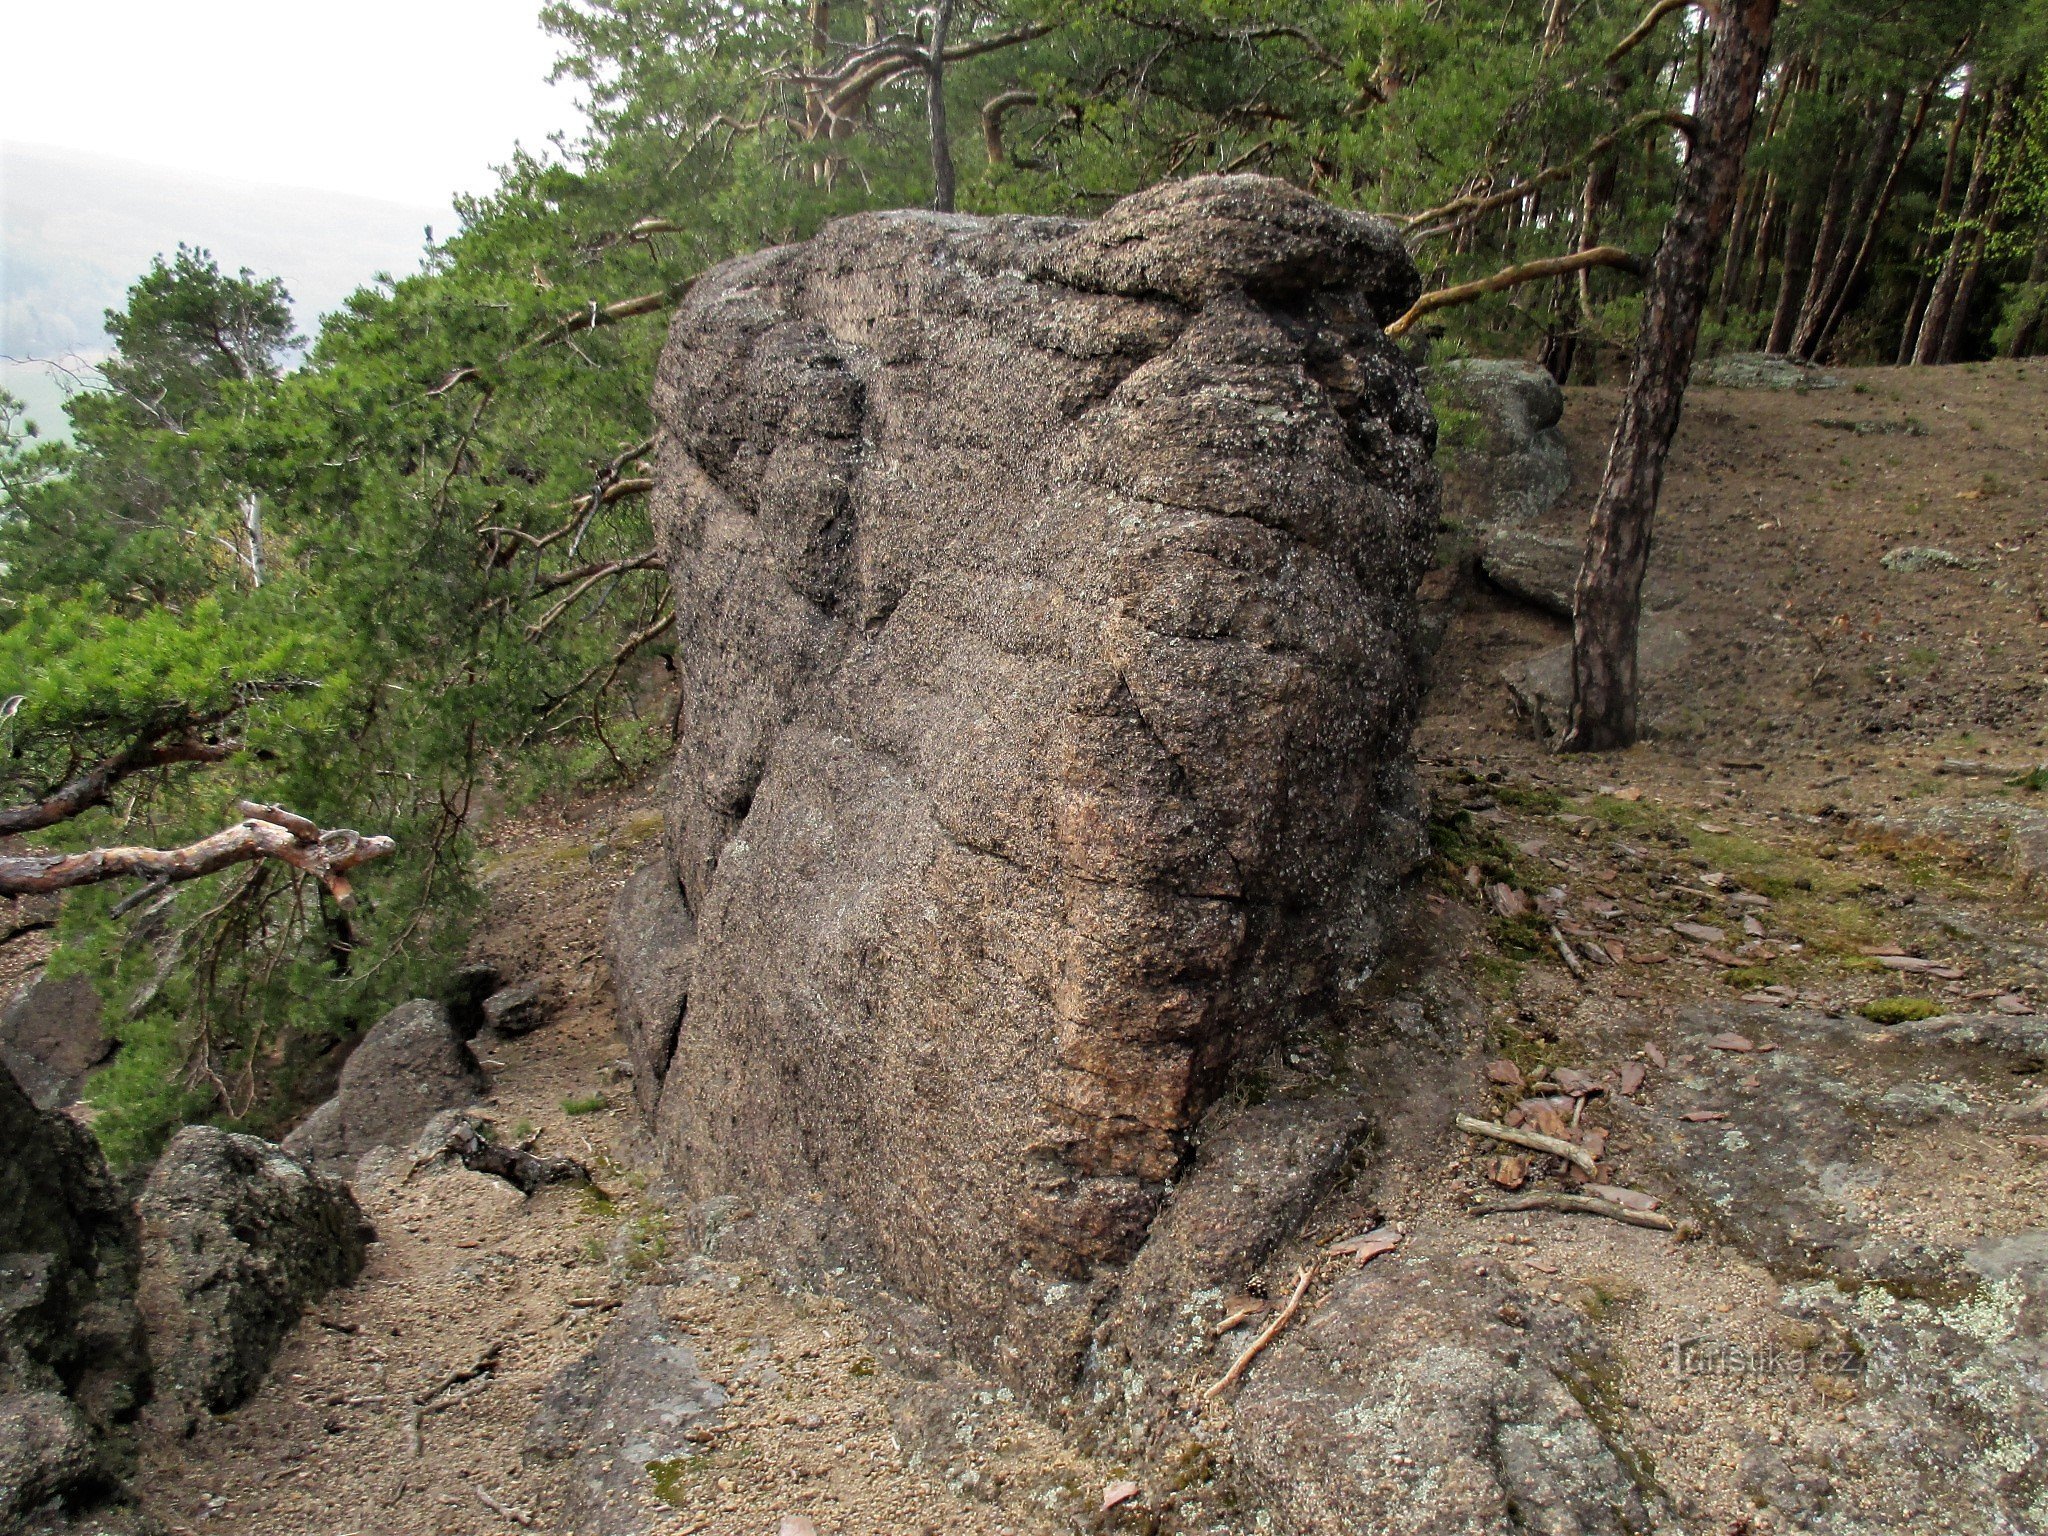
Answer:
1204;1263;1313;1399
1470;1192;1678;1232
1454;1112;1600;1175
1605;0;1696;68
0;803;396;905
1402;111;1698;239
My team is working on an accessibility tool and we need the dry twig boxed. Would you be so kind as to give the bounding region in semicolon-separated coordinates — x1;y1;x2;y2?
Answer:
1455;1113;1599;1175
1204;1264;1313;1399
1471;1191;1678;1231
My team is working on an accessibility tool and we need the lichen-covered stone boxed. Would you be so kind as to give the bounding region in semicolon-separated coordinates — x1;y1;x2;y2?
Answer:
136;1127;370;1416
1234;1256;1671;1534
622;173;1438;1392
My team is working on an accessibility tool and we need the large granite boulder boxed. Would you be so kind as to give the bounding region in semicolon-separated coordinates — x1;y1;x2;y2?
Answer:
0;974;113;1111
136;1126;370;1418
0;1061;147;1522
283;998;486;1169
622;174;1438;1392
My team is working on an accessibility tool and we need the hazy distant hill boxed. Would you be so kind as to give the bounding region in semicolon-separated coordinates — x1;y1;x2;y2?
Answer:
2;142;443;434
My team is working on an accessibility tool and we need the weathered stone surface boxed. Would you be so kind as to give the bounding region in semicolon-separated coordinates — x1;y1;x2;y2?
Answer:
136;1127;370;1416
523;1288;727;1536
1234;1255;1670;1535
1618;1003;2042;1291
1692;352;1844;390
0;974;112;1110
1433;358;1570;527
284;998;486;1167
1474;527;1678;621
628;174;1437;1391
607;862;694;1116
1502;616;1692;741
0;1060;146;1523
0;1392;98;1527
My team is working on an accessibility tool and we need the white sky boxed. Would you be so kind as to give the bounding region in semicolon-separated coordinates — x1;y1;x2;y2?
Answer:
0;0;584;207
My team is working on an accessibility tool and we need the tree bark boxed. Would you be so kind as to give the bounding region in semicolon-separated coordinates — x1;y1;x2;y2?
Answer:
927;0;958;213
1564;0;1780;753
2002;213;2048;357
1765;170;1821;352
0;803;395;904
1788;135;1857;351
1806;76;1937;359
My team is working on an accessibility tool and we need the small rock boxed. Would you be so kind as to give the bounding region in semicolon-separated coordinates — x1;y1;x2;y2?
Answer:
1881;545;1976;574
481;983;547;1037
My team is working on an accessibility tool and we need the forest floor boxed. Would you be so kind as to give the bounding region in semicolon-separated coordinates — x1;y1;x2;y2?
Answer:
134;359;2047;1536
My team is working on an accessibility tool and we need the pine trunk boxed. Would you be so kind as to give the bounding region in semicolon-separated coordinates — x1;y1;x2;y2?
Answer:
1792;89;1905;359
1899;71;1973;364
1915;82;2009;365
1564;0;1781;753
1766;176;1821;352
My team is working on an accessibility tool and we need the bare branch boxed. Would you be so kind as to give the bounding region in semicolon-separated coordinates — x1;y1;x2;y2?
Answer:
1402;111;1698;241
0;734;239;836
983;90;1038;164
1605;0;1696;68
1386;247;1646;337
0;803;396;905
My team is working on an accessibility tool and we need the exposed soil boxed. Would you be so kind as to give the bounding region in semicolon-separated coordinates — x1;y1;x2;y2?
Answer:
131;361;2047;1535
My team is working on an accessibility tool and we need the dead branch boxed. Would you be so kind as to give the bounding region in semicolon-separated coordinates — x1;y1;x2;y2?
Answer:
1204;1264;1313;1399
0;802;396;906
1385;247;1645;337
1550;923;1592;985
1402;110;1698;239
516;280;697;356
0;734;238;836
1454;1112;1600;1175
536;608;675;720
1471;1192;1678;1232
1605;0;1696;68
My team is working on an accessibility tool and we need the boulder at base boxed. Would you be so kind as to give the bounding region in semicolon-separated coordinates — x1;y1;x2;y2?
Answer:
1502;616;1693;741
606;862;695;1116
620;173;1439;1393
136;1126;370;1416
0;1059;147;1522
1432;357;1570;527
284;998;486;1168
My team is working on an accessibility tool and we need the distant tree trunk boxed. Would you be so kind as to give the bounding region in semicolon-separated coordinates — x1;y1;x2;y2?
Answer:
1563;0;1781;754
1792;89;1907;359
1766;173;1821;351
927;0;958;213
1916;82;2012;364
1899;70;1974;363
1788;137;1856;349
2003;213;2048;357
1807;77;1935;359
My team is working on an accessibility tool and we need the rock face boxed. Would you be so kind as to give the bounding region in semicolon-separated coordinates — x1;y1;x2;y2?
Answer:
284;998;486;1168
0;974;113;1111
1235;1254;1670;1534
1433;358;1569;527
136;1127;370;1417
0;1060;147;1522
624;174;1437;1390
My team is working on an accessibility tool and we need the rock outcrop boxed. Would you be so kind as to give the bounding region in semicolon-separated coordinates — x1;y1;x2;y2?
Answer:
0;1060;147;1524
284;999;486;1169
620;174;1438;1390
607;863;695;1117
136;1128;369;1419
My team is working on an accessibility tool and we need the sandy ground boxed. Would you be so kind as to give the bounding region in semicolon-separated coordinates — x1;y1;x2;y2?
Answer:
133;361;2047;1536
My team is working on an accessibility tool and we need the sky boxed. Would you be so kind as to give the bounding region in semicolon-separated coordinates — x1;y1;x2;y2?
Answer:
0;0;585;207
